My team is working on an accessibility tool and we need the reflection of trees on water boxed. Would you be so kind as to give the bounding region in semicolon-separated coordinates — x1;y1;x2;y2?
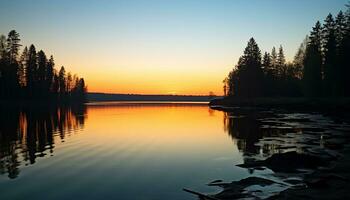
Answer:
0;104;86;179
223;111;294;157
223;112;263;155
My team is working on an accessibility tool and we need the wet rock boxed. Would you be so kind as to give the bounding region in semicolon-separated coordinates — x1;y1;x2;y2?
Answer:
214;177;281;200
283;177;303;185
253;166;266;170
235;177;277;187
209;179;223;184
207;179;230;187
237;151;329;172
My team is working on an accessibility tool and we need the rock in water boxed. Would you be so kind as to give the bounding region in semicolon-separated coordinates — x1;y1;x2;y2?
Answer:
237;151;328;172
264;151;327;172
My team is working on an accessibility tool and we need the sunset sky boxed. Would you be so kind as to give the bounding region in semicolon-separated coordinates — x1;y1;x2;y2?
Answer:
0;0;347;95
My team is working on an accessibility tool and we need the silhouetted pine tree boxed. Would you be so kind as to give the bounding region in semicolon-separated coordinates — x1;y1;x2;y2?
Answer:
18;46;28;88
72;78;87;101
262;52;274;96
37;50;47;96
46;56;55;95
58;66;66;96
7;31;21;64
26;45;37;97
303;21;323;97
262;52;272;75
236;38;264;97
2;30;21;98
227;68;238;96
277;45;286;78
66;72;72;94
52;73;59;95
322;14;337;96
293;36;309;79
270;46;278;77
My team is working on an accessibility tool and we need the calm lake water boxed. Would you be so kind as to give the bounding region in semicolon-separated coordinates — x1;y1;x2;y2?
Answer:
1;101;340;200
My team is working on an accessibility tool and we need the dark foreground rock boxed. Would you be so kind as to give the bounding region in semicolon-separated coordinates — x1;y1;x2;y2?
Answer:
184;109;350;200
237;151;331;173
275;147;350;200
204;149;349;200
213;177;283;199
184;177;284;200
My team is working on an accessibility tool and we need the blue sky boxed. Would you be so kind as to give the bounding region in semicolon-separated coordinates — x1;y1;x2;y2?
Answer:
0;0;348;94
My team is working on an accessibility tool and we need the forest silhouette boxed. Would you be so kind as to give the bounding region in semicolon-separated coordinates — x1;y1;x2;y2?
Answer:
223;5;350;98
0;30;86;102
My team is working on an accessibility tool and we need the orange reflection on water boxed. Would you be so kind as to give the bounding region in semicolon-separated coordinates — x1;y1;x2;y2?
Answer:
82;103;231;154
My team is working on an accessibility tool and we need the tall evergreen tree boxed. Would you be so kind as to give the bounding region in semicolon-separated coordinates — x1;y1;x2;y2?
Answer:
293;36;309;79
46;55;55;94
322;14;338;96
262;52;272;75
18;46;28;88
236;38;264;97
271;46;277;76
6;30;21;64
277;45;286;77
303;21;323;97
52;72;59;95
37;50;47;95
58;66;66;96
26;45;37;96
227;68;239;96
335;11;347;46
335;11;348;96
66;72;72;93
2;30;21;97
78;78;87;101
262;52;275;96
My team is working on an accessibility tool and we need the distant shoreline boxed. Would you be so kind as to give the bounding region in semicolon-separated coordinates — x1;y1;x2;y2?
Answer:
209;97;350;116
0;93;218;106
87;92;218;102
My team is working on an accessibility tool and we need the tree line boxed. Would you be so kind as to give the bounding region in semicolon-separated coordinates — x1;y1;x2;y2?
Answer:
0;30;86;102
224;4;350;98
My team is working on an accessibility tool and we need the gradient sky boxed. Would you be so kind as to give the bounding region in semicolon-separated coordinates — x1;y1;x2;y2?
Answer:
0;0;348;95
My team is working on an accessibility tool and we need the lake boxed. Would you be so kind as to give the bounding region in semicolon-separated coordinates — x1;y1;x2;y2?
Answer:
0;102;347;199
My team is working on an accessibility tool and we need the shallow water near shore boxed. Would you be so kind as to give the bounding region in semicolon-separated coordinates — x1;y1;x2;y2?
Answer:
0;102;349;199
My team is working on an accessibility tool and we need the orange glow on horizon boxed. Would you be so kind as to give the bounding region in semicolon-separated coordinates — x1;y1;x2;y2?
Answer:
80;68;227;95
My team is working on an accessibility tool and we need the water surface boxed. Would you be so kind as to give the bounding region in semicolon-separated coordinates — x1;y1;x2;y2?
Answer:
0;102;263;200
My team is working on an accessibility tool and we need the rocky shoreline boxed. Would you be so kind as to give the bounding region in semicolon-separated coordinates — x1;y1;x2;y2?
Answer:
185;105;350;199
209;97;350;119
